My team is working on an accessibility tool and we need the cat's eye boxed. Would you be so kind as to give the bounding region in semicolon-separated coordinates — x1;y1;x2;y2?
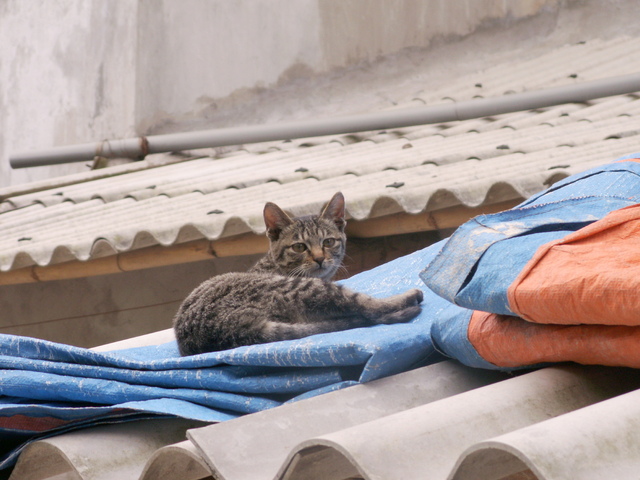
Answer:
291;243;307;253
322;238;337;248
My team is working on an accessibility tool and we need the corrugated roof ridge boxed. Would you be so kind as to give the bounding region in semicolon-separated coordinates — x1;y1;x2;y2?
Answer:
0;157;215;211
450;387;640;480
17;105;634;210
0;153;194;205
276;366;640;480
186;361;508;480
410;35;640;106
2;113;639;272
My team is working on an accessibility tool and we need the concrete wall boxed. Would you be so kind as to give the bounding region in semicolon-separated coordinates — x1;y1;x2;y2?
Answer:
134;0;555;132
0;1;139;187
1;0;557;188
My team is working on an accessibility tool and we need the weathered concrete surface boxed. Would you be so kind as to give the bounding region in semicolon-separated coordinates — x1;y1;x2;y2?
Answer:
1;0;566;188
0;1;138;187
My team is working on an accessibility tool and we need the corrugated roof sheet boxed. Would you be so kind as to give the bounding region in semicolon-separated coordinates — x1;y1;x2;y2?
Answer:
2;35;640;273
10;328;640;480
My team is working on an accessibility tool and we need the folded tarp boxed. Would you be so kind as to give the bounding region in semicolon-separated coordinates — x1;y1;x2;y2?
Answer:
0;246;445;470
422;155;640;370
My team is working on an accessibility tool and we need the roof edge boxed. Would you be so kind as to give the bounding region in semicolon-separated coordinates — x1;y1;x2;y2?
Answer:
0;200;520;285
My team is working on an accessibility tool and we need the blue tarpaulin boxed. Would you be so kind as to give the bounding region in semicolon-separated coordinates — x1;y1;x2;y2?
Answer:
0;245;444;469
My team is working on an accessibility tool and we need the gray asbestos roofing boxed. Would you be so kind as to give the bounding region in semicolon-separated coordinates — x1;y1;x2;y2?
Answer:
1;35;640;272
11;328;640;480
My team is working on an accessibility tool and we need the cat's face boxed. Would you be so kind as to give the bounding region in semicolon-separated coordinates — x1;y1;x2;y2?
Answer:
263;193;347;280
270;216;346;279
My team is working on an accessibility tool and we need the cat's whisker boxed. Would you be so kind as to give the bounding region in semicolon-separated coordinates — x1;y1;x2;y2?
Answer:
341;253;354;267
336;264;349;276
287;265;308;278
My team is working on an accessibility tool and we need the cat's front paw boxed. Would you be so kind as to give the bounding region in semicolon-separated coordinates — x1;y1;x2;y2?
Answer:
402;288;424;307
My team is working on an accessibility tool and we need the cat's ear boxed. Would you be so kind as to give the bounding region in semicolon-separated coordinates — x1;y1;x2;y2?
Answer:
320;192;346;232
263;202;293;241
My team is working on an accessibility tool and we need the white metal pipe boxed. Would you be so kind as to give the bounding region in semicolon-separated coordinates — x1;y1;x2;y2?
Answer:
10;72;640;169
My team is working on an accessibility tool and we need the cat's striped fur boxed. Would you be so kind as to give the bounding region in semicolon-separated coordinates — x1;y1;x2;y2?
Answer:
173;193;423;355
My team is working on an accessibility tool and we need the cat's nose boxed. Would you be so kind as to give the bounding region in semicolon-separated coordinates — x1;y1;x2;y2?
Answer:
313;256;324;267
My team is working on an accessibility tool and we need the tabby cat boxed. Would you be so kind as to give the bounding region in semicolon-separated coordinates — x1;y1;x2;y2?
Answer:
173;192;424;355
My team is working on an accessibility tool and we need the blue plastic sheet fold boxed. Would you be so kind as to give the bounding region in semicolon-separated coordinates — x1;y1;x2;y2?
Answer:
422;159;640;315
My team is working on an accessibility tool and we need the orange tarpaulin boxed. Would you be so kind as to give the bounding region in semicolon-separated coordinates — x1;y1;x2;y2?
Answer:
507;203;640;326
469;311;640;368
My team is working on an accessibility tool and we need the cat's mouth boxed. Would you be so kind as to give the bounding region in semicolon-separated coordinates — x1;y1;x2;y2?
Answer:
285;262;337;279
310;266;326;276
308;263;337;279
